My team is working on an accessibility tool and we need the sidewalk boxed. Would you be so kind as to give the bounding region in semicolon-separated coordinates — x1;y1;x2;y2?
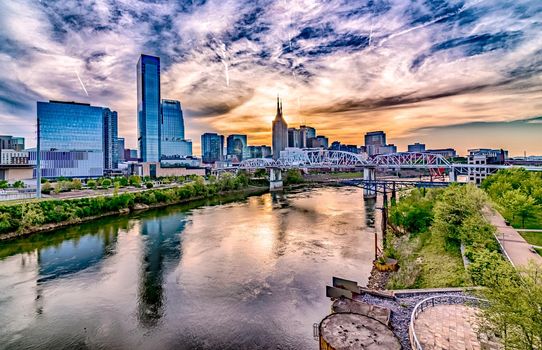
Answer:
483;207;542;267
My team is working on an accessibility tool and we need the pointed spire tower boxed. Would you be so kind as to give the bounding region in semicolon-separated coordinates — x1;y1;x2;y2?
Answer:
272;95;288;159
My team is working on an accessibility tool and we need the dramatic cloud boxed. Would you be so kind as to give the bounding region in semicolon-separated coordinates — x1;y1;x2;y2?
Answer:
0;0;541;155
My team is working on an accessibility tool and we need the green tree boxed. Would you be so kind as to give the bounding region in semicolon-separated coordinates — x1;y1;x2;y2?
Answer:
284;169;304;185
477;263;542;350
254;168;267;178
0;180;8;189
129;175;141;187
54;182;62;194
145;182;153;189
500;189;538;228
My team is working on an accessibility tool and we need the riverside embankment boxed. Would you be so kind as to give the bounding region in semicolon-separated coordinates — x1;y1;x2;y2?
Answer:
0;174;267;241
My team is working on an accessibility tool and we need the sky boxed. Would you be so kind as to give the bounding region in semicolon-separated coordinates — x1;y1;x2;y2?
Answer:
0;0;541;156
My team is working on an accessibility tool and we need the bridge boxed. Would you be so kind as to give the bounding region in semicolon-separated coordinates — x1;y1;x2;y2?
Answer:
233;149;542;194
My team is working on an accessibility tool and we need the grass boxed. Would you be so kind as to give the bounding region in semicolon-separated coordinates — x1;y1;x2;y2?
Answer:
387;230;468;289
520;231;542;247
535;247;542;257
321;172;363;179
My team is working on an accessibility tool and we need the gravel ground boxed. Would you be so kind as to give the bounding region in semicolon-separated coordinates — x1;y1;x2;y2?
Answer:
358;291;472;350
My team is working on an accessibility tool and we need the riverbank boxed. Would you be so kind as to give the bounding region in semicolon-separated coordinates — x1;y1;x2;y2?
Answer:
0;174;268;241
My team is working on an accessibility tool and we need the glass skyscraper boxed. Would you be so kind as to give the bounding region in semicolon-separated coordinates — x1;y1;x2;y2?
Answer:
226;134;248;162
34;100;118;178
117;137;125;162
160;99;192;161
103;108;118;170
137;54;161;162
201;133;224;164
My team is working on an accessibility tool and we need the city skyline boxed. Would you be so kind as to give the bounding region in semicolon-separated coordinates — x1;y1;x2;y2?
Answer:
1;1;542;155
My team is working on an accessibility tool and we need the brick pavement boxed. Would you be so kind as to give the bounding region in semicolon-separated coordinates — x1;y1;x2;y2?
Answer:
414;304;500;350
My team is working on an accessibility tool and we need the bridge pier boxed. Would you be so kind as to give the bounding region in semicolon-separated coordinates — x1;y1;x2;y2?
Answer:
449;168;457;182
363;167;377;199
269;168;283;191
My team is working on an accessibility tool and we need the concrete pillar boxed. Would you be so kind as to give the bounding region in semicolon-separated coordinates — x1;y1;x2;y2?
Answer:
269;168;283;191
449;167;457;182
363;167;377;199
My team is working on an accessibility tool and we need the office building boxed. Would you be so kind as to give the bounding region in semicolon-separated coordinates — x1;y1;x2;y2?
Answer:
227;134;248;162
160;99;192;162
34;100;116;178
364;131;386;156
299;125;316;148
247;145;272;159
201;133;224;164
117;137;125;162
288;128;302;148
330;141;359;154
137;54;161;162
0;149;29;165
261;145;272;158
426;148;457;158
124;149;139;161
272;97;288;159
408;142;426;153
0;136;25;152
468;148;508;160
378;144;397;154
103;108;118;170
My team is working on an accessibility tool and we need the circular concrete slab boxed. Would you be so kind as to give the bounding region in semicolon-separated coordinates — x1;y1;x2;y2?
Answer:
319;312;401;350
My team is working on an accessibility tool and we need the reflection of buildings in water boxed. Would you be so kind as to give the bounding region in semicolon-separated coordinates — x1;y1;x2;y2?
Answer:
364;197;376;228
137;214;186;328
37;227;118;283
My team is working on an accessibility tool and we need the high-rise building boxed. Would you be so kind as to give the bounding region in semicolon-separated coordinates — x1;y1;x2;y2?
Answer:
160;99;192;162
288;128;302;148
201;133;224;164
299;125;316;148
34;100;114;178
272;97;288;159
117;137;125;162
103;108;118;170
227;134;248;162
408;142;426;153
364;131;386;156
0;135;25;152
137;54;161;162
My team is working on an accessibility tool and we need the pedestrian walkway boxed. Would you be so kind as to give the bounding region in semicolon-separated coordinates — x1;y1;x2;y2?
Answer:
483;207;542;267
414;304;500;350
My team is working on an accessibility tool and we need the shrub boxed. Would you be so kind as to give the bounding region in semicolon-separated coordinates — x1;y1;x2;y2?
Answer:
145;182;153;189
101;179;112;189
12;180;25;189
129;175;141;187
87;180;97;190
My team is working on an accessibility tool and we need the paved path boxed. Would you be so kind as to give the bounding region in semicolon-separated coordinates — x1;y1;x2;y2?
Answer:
483;207;542;267
414;304;500;350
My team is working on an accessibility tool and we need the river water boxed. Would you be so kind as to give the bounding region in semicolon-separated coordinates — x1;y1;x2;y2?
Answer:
0;186;377;350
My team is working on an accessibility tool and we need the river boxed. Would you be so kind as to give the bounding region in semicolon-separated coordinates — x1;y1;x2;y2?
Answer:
0;186;377;350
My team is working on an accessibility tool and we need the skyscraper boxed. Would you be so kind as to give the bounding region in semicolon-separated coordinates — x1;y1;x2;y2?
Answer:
201;133;224;164
288;128;301;148
117;137;125;162
103;108;118;170
299;125;316;148
272;97;288;159
364;131;386;156
160;99;192;162
34;100;111;178
137;54;161;162
226;134;248;162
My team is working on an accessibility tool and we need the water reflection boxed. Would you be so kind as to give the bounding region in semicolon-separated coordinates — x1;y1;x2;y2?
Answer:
0;187;376;350
138;215;185;327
